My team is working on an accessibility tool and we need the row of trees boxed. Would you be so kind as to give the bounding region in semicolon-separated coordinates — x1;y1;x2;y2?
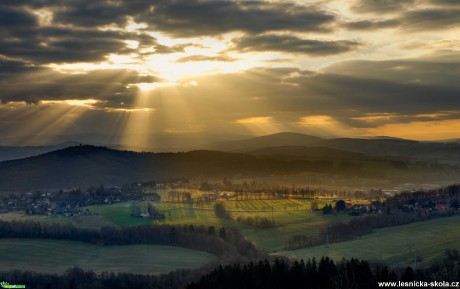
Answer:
0;220;265;261
235;216;276;229
168;180;380;204
188;252;460;289
1;250;458;289
0;266;193;289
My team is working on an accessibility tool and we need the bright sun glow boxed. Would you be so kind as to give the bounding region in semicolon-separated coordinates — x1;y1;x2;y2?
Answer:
41;99;99;107
46;31;259;84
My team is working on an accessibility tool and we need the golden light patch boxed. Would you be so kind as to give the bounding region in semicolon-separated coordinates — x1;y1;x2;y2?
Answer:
358;119;460;141
0;102;28;110
413;112;453;118
30;9;53;27
108;53;139;64
124;40;140;49
163;125;204;134
41;99;99;107
136;82;176;91
351;113;397;122
125;17;148;32
106;107;154;113
235;116;273;124
297;115;335;126
235;116;285;135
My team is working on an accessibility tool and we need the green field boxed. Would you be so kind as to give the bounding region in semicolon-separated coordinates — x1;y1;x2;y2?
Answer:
278;214;460;268
87;200;351;251
0;238;216;274
0;212;115;229
3;199;460;271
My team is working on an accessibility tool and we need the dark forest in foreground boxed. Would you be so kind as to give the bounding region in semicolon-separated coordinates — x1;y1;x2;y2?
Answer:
1;252;459;289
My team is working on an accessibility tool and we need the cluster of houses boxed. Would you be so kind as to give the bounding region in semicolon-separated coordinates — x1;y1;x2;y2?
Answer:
0;181;160;217
341;200;454;216
0;192;94;217
399;201;451;213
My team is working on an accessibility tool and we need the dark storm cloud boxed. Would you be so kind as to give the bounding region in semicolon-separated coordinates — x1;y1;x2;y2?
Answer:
3;0;337;36
0;0;339;65
0;27;133;64
350;1;460;31
0;3;184;64
0;4;37;28
352;0;416;13
0;67;157;106
232;34;361;56
343;19;400;30
51;1;129;28
140;0;336;36
400;8;460;31
0;58;40;75
0;2;215;65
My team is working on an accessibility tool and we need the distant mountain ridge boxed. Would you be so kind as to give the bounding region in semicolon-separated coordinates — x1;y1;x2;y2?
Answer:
320;137;460;164
0;140;459;191
213;132;460;165
0;145;341;191
0;141;83;162
4;132;460;165
211;132;324;152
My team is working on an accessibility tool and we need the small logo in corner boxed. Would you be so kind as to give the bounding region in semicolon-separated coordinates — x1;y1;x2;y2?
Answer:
0;281;26;288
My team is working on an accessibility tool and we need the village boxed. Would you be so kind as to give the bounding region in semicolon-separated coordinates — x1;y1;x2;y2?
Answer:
0;178;458;221
0;181;159;217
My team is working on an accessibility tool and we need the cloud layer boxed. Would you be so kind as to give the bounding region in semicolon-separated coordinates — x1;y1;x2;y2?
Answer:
0;0;459;142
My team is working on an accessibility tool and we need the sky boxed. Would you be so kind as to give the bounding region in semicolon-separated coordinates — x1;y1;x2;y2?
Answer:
1;0;459;147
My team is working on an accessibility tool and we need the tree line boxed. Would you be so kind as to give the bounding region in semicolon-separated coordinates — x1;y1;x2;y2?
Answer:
0;266;194;289
1;250;458;289
188;251;460;289
0;220;265;262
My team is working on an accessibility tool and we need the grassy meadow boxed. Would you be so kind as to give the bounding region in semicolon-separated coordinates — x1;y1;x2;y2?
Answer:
0;238;216;274
3;193;459;272
278;214;460;268
0;212;115;229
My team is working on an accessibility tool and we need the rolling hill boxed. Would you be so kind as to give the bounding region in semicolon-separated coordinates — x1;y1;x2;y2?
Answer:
0;145;340;191
1;133;460;191
213;132;460;165
211;132;324;152
320;138;460;165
